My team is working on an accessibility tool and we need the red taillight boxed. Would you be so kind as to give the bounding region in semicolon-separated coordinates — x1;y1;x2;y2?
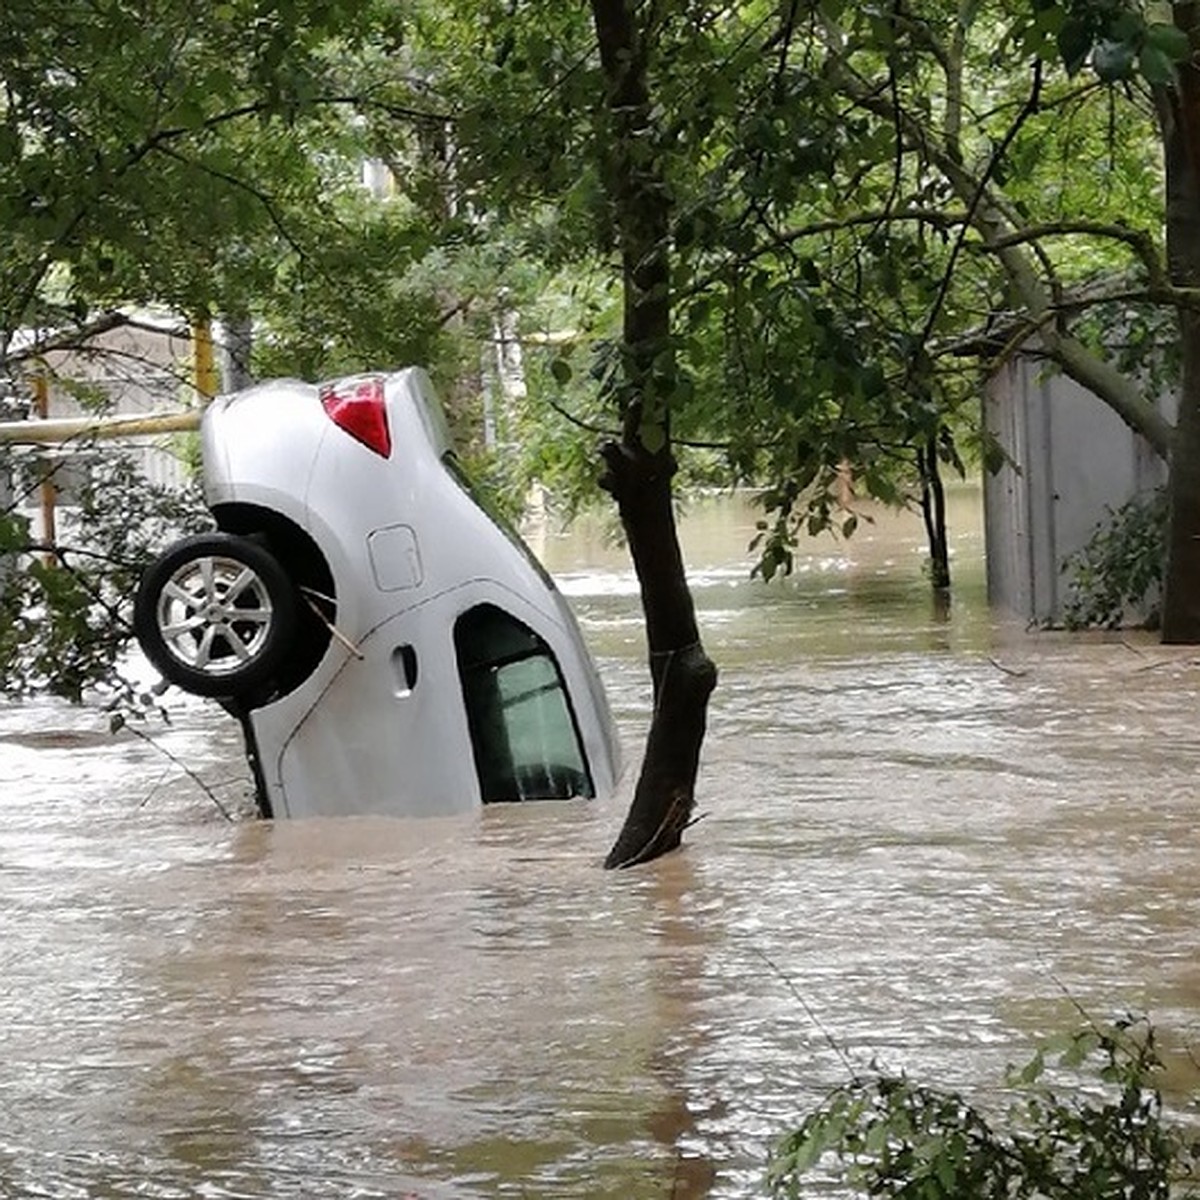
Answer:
319;376;392;457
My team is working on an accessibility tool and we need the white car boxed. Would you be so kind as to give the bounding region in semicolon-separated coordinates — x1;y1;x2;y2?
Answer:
133;367;620;819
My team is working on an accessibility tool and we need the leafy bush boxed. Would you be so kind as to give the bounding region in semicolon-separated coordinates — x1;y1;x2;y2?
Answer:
1063;489;1167;630
1;444;210;703
769;1016;1200;1198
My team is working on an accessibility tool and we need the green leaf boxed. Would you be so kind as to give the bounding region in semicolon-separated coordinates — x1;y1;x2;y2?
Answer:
935;1152;957;1191
638;419;667;454
1057;17;1093;76
550;357;573;386
0;124;20;165
1145;22;1191;62
1018;1048;1045;1084
1139;44;1178;86
686;297;712;330
864;1118;889;1153
1111;11;1142;43
172;96;210;130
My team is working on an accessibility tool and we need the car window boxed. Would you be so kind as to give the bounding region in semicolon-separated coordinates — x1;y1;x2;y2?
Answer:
454;604;593;802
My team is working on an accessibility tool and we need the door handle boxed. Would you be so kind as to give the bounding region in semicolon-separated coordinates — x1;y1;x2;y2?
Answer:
391;644;418;697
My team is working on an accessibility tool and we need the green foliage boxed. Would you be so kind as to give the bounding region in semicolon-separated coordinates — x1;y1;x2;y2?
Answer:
248;198;451;383
1063;488;1167;630
1074;305;1183;407
769;1016;1200;1198
415;0;1179;583
0;446;210;703
0;0;394;333
1;0;1194;698
0;0;456;379
1029;2;1193;85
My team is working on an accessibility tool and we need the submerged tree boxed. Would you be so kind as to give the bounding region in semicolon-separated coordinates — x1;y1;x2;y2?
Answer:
396;0;724;865
586;0;718;867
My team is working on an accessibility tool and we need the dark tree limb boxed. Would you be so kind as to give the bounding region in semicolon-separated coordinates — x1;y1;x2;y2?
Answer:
589;0;717;868
1160;2;1200;641
916;435;951;593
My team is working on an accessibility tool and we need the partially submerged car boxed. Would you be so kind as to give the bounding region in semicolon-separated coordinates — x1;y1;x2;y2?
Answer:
133;367;619;819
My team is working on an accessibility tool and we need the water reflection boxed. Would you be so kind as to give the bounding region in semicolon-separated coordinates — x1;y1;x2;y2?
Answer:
2;487;1200;1197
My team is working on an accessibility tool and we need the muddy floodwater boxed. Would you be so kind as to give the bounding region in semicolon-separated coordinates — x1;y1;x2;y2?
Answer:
2;489;1199;1198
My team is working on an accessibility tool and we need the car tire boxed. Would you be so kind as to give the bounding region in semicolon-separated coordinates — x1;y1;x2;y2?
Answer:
133;532;299;699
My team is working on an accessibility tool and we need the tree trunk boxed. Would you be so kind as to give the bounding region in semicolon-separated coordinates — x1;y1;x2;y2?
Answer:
1162;312;1200;642
1159;3;1200;642
599;441;717;868
219;313;254;393
917;435;951;592
589;0;717;868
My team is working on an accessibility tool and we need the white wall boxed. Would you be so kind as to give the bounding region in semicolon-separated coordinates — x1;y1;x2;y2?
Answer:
41;319;198;494
982;355;1169;623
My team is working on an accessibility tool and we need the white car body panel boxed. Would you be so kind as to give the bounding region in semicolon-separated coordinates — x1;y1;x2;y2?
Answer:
198;367;620;819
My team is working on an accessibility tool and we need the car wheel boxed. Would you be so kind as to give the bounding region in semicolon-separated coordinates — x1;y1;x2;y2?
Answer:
133;532;298;699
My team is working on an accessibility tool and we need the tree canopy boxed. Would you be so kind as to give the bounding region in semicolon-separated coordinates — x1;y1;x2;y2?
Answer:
385;1;1197;604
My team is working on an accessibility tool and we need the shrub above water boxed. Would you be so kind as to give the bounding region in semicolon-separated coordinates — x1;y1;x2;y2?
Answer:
769;1016;1200;1198
1063;490;1168;631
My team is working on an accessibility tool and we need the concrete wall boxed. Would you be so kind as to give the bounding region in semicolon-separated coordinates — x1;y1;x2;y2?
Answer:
982;356;1169;624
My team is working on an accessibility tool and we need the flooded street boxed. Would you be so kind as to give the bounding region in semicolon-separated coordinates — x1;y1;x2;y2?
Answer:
3;488;1200;1198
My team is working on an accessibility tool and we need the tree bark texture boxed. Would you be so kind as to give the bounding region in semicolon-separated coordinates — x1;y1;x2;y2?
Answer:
589;0;717;868
1159;3;1200;642
917;435;951;592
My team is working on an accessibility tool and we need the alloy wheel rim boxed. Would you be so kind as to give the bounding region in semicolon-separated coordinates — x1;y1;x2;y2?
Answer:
155;555;274;675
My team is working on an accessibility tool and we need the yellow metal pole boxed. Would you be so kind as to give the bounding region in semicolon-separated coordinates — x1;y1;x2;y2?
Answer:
0;410;201;444
192;317;218;401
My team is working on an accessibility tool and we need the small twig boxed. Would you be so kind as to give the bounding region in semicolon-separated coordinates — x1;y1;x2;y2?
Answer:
1132;655;1200;672
1133;658;1175;672
543;389;620;439
987;655;1027;677
136;765;175;809
610;790;693;869
122;723;234;821
751;947;863;1078
300;587;364;660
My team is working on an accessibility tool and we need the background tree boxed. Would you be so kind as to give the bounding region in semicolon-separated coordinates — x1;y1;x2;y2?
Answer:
450;0;1200;638
778;0;1200;636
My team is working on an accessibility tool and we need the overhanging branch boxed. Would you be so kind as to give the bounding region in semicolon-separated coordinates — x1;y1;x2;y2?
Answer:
982;221;1166;288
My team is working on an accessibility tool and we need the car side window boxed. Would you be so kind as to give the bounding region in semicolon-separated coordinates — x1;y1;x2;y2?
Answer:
454;604;594;802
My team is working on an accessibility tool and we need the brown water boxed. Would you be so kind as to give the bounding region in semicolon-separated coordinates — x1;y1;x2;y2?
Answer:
2;489;1200;1198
